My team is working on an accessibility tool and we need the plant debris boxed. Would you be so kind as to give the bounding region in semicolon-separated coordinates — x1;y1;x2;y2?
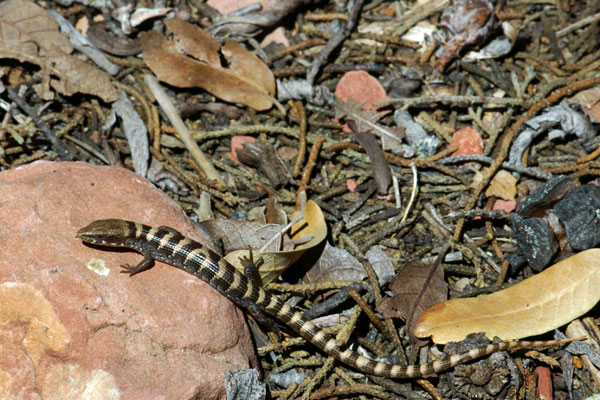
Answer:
3;0;600;398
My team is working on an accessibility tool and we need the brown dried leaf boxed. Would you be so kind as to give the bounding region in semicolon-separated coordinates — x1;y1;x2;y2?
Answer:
0;0;118;102
141;19;275;111
415;249;600;343
436;0;495;71
165;19;221;66
377;260;447;342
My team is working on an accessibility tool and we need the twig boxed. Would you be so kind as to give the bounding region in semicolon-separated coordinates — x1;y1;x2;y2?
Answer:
143;74;224;184
557;12;600;37
306;0;365;84
453;76;600;241
401;163;418;223
6;87;71;160
292;100;307;177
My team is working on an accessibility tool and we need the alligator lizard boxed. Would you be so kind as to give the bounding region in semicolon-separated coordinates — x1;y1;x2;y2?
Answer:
77;219;574;379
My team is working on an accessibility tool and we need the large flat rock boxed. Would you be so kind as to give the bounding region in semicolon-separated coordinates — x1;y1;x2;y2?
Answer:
0;161;256;399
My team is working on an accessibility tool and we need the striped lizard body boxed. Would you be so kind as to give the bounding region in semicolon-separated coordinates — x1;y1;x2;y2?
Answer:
77;219;574;379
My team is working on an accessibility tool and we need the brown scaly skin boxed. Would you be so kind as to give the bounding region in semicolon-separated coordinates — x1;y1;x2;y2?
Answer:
77;219;577;379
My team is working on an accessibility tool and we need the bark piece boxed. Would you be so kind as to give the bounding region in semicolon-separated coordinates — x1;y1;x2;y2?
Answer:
236;140;292;186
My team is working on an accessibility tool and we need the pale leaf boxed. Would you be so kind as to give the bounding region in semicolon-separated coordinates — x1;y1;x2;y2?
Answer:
415;249;600;343
485;169;517;201
301;242;366;284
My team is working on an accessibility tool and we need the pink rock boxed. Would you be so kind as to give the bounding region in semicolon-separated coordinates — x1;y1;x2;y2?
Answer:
493;199;517;213
346;178;357;192
450;126;483;156
334;71;389;111
0;161;256;399
334;71;390;133
229;135;256;164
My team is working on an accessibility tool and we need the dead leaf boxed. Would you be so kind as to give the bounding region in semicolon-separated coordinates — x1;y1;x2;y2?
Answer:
199;220;284;254
569;86;600;110
415;249;600;343
377;259;447;342
301;242;366;284
230;200;327;284
141;19;275;111
201;200;327;285
0;0;118;102
569;86;600;122
265;197;287;226
436;0;495;71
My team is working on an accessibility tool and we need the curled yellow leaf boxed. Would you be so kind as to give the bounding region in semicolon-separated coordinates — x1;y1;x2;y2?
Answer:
415;249;600;343
225;200;327;285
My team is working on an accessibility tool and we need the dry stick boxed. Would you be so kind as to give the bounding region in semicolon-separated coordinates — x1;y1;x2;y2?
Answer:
325;140;466;185
64;134;110;164
300;134;325;187
305;383;394;400
484;198;504;260
296;305;362;400
6;87;71;160
453;77;600;241
292;100;307;177
347;289;393;343
401;163;418;224
135;74;161;151
361;259;403;349
354;259;440;400
306;0;364;84
577;145;600;163
113;81;153;132
143;74;224;185
417;379;443;400
150;103;160;151
557;11;600;37
268;38;327;63
393;0;449;37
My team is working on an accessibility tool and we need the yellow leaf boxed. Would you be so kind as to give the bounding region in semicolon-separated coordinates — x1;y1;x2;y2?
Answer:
225;200;327;284
414;249;600;343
